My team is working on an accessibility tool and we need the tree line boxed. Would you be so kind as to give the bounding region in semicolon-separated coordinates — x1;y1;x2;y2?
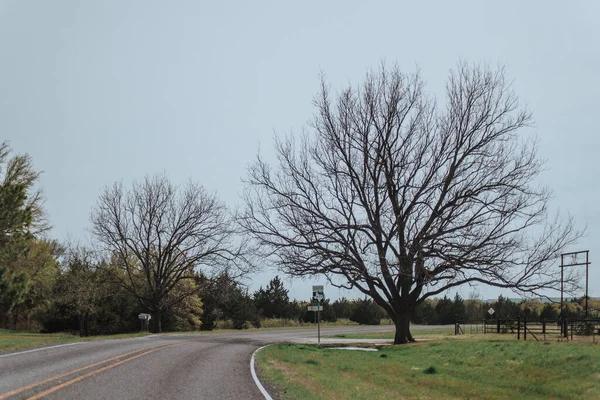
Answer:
413;294;599;325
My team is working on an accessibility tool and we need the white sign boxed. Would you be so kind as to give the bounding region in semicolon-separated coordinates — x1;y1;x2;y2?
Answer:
312;285;324;301
307;305;323;312
488;308;495;316
138;313;152;320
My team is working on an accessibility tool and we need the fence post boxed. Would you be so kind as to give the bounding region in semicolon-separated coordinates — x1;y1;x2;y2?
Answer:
497;318;500;334
517;317;521;340
570;320;573;341
542;318;545;335
454;314;458;335
563;319;568;339
524;316;527;341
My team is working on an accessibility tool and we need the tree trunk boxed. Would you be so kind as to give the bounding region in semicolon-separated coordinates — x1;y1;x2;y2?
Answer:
78;315;85;337
12;307;19;330
84;312;89;337
393;314;415;344
155;309;162;333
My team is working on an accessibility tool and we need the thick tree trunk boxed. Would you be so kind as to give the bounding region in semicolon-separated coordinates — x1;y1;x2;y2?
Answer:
393;314;415;344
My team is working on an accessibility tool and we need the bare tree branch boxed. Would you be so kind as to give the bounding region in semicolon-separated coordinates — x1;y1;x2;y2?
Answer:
91;174;243;332
239;62;582;344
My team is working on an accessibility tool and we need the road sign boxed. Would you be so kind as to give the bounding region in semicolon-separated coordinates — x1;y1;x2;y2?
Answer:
307;305;323;311
488;308;495;316
312;285;324;301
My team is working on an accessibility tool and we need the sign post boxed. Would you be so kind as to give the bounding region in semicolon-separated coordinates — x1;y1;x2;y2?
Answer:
138;313;152;333
312;285;324;347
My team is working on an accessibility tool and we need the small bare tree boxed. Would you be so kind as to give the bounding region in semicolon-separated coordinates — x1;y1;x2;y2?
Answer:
240;63;581;344
91;174;239;332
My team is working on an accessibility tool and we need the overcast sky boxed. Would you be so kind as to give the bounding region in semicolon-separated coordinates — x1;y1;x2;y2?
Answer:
1;0;598;301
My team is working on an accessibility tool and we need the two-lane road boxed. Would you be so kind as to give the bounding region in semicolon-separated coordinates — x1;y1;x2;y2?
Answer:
0;325;444;399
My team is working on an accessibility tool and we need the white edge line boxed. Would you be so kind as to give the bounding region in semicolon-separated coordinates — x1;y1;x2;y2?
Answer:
250;345;274;400
0;342;84;358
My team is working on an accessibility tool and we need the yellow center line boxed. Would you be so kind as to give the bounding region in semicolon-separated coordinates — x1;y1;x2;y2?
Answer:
0;343;178;400
26;343;184;400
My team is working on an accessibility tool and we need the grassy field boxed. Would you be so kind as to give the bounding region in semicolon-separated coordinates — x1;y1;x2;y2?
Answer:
328;328;454;340
0;330;151;353
256;339;600;399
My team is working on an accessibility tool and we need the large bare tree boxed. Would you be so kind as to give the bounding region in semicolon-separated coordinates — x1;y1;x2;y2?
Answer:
91;174;240;332
240;63;580;344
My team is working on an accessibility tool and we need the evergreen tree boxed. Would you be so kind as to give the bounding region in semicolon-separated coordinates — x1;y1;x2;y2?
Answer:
434;296;455;324
451;293;467;321
253;276;291;319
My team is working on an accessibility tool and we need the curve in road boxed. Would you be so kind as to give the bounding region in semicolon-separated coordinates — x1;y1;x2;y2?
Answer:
0;325;445;399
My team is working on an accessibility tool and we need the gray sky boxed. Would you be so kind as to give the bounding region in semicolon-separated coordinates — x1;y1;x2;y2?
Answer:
1;0;598;301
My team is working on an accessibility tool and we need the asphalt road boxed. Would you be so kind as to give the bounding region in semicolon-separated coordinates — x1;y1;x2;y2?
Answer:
0;325;447;400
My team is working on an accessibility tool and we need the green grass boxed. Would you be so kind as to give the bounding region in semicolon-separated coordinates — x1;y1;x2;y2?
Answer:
328;328;454;340
0;329;151;353
214;318;359;330
256;339;600;399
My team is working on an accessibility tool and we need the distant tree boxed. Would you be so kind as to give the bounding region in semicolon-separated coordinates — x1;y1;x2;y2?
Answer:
350;298;385;325
491;295;521;319
434;295;455;324
0;143;50;327
464;292;485;321
412;299;436;324
319;298;337;322
539;303;559;320
240;63;580;343
91;174;241;333
54;246;104;337
288;299;307;321
198;272;258;330
562;301;583;319
332;297;353;320
253;276;291;319
520;299;544;320
0;266;28;324
7;239;61;329
163;278;203;331
0;142;49;248
225;289;257;329
451;293;467;321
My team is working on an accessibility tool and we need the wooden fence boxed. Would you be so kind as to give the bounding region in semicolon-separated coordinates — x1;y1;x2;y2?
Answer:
455;318;600;342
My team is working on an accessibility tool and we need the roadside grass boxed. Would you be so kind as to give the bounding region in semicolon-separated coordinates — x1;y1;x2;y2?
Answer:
328;328;453;340
163;319;375;336
0;319;368;352
0;330;151;353
256;339;600;400
215;318;360;330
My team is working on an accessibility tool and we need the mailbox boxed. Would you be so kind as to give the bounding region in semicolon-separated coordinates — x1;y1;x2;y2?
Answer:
138;313;152;320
